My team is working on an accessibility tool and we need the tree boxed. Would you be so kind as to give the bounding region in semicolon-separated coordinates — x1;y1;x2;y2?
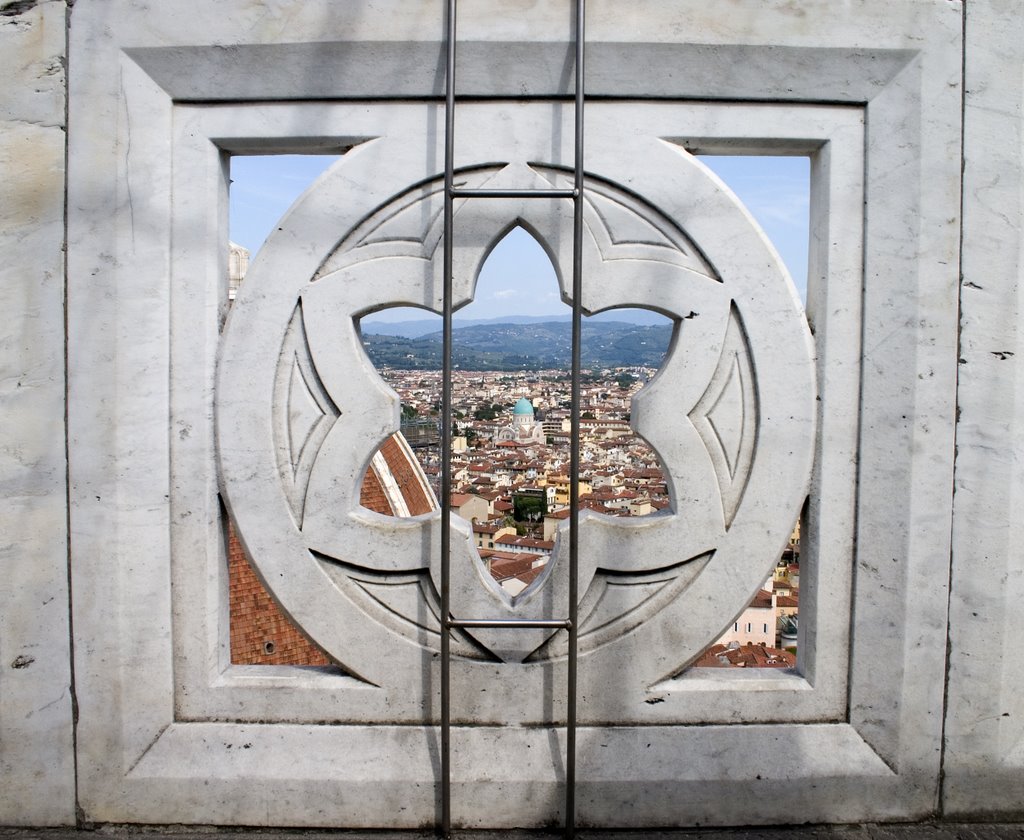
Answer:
513;493;547;522
473;403;502;421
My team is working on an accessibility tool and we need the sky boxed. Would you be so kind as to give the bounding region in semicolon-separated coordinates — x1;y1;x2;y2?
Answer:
230;154;809;323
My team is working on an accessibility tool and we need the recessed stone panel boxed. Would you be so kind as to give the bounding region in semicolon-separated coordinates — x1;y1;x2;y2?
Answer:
60;0;964;828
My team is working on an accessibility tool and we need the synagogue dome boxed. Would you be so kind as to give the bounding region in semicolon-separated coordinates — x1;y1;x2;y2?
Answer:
513;397;535;417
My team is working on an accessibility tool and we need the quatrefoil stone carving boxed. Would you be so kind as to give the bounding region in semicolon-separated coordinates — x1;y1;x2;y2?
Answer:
217;118;815;715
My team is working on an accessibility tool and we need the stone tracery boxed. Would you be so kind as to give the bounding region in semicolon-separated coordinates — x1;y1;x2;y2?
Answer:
217;147;815;684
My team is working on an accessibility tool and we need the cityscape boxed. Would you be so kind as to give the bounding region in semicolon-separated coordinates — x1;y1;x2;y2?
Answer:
367;345;801;669
226;243;800;669
224;152;810;668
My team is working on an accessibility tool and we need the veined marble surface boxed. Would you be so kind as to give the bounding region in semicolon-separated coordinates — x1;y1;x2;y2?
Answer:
5;0;1020;829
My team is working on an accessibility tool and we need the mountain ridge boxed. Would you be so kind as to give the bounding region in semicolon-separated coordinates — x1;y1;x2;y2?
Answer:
361;319;674;371
359;309;671;339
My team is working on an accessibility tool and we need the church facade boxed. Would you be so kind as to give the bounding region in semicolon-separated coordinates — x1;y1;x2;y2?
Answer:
495;397;547;445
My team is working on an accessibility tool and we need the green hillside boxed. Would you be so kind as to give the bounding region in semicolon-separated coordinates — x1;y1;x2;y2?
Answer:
361;320;673;370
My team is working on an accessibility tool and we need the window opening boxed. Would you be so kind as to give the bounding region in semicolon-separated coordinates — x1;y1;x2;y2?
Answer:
229;154;339;259
224;151;813;678
358;225;673;602
699;155;810;304
226;154;340;667
687;155;810;672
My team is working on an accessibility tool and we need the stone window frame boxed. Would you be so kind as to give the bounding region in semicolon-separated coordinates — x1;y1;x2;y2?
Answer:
67;2;962;827
168;98;863;728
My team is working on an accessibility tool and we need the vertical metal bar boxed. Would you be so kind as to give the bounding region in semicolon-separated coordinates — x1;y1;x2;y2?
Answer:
566;1;585;837
440;0;457;836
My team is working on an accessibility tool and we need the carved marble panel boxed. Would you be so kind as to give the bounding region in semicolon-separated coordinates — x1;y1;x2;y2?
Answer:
216;119;816;692
65;0;963;827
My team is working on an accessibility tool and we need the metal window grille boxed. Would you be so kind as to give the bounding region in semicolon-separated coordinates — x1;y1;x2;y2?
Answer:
439;1;586;836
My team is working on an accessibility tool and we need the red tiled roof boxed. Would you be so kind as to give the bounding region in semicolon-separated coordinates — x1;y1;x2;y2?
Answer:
227;521;332;666
229;431;435;666
375;433;436;516
495;534;555;551
484;551;547;585
694;643;795;669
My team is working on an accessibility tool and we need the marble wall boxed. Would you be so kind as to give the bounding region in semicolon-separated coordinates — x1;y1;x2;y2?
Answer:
0;0;1022;829
944;0;1024;814
0;0;76;826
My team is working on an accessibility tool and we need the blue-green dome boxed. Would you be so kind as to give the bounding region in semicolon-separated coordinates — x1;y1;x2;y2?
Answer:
513;397;534;416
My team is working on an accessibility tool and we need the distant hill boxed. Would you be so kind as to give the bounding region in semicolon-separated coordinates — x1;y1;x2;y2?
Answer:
359;309;671;339
361;319;674;370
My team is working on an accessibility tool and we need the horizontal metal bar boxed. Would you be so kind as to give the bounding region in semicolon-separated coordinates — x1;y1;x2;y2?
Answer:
447;618;572;629
449;187;577;199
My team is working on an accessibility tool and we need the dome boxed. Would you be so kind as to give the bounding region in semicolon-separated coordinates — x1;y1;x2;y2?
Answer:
513;397;535;416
